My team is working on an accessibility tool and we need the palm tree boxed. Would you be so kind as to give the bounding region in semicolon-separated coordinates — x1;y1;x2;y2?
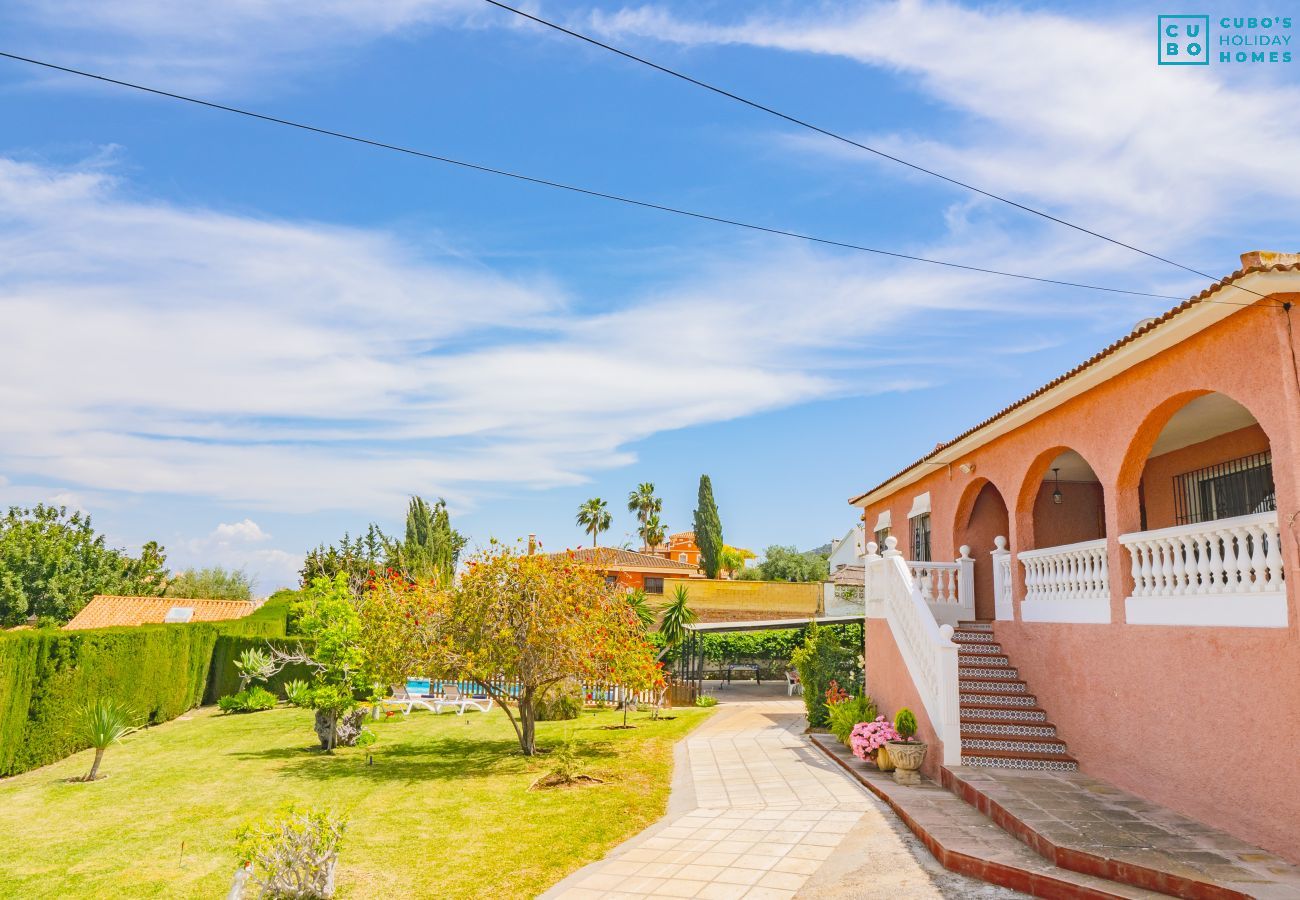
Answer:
78;697;138;782
627;483;663;548
643;514;666;550
658;584;698;652
575;497;612;547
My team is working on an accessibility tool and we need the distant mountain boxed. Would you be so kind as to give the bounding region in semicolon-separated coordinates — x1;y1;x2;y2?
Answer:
804;543;832;557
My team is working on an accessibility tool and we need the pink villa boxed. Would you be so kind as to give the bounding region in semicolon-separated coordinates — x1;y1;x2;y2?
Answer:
850;251;1300;864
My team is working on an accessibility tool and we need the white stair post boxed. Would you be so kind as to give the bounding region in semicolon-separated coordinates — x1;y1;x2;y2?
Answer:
991;536;1013;620
956;545;976;621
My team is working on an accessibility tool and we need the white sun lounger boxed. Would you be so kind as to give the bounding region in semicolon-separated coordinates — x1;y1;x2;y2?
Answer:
435;684;492;715
381;684;438;715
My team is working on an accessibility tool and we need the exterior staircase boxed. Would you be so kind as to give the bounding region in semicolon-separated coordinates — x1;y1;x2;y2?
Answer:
954;620;1078;771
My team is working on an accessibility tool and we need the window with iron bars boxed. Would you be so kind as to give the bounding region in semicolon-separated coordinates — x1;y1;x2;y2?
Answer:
1173;451;1275;525
910;514;931;562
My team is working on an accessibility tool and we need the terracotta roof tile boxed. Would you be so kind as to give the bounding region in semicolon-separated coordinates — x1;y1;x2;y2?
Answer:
849;261;1300;505
549;547;699;571
64;595;257;630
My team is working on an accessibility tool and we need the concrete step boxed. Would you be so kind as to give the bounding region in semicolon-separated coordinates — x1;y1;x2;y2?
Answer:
955;620;994;632
810;735;1164;899
942;766;1300;898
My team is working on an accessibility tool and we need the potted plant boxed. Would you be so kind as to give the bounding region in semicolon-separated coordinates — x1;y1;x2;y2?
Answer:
849;715;899;772
886;708;927;785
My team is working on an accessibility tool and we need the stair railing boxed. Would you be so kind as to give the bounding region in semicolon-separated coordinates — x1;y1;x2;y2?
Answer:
863;538;962;765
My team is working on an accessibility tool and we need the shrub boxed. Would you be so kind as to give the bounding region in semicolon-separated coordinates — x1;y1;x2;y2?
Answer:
235;807;346;900
894;708;918;741
536;680;584;721
695;694;718;708
218;686;278;714
283;679;311;707
790;623;856;727
850;716;899;761
827;693;877;745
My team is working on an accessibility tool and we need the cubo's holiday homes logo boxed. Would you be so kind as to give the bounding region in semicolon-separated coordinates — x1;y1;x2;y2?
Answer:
1158;15;1209;64
1158;15;1293;65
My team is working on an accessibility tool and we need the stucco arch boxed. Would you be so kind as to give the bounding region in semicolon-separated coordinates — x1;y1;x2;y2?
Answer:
953;477;1011;620
1014;444;1108;552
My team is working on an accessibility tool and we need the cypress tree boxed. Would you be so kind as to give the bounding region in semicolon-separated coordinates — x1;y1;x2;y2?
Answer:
397;496;465;585
693;475;724;578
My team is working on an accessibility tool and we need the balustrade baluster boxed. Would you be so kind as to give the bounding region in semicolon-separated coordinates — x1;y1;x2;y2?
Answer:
1246;525;1266;592
1232;527;1251;592
1264;521;1283;590
1170;536;1187;596
1205;534;1223;592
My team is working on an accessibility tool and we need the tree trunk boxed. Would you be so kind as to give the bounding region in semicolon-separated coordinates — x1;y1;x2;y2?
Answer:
86;747;105;781
519;687;537;756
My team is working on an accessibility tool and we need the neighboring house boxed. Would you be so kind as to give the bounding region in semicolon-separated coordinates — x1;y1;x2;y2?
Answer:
849;251;1300;862
823;564;866;617
64;595;257;630
552;547;700;595
643;531;702;568
827;524;866;572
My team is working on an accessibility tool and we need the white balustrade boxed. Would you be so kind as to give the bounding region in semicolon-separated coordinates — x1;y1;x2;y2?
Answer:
905;547;975;627
991;536;1013;620
1017;538;1111;623
1118;511;1287;627
862;537;962;765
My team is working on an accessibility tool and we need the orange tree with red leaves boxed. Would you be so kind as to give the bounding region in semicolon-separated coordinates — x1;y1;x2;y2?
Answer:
359;540;661;756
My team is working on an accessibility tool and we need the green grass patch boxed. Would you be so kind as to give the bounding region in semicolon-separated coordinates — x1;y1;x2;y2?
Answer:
0;703;710;898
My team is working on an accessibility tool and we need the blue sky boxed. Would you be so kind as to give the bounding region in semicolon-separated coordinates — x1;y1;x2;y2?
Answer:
1;1;1297;591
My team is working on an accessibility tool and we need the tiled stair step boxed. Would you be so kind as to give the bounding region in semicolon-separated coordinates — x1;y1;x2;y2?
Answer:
960;749;1080;772
959;665;1019;680
955;621;994;631
961;734;1070;755
960;718;1057;738
960;691;1038;708
959;679;1027;693
957;653;1008;666
958;643;1004;655
953;631;998;643
960;705;1048;722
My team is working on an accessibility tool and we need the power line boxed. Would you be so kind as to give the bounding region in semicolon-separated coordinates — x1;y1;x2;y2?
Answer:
479;0;1232;289
0;50;1194;301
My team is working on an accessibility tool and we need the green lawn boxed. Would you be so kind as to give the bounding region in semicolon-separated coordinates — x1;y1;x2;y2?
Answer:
0;703;710;898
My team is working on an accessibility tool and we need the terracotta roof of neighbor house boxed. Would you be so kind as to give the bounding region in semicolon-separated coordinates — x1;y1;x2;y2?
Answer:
64;595;257;630
830;565;866;586
849;255;1300;506
552;547;700;572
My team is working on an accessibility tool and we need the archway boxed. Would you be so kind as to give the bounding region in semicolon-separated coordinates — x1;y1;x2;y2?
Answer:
954;479;1010;620
1120;391;1273;532
1018;446;1107;551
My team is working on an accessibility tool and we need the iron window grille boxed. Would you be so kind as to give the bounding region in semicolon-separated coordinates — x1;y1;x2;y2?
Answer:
1173;451;1275;525
910;514;931;562
644;577;665;595
873;527;891;549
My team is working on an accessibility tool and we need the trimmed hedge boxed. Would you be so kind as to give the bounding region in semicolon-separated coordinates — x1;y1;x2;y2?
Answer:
0;624;219;775
0;589;307;776
203;636;316;704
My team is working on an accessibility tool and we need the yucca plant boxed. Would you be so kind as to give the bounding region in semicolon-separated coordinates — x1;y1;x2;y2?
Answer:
78;698;139;782
658;585;697;651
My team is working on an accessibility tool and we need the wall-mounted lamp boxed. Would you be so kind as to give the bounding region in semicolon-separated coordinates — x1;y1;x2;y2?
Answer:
958;462;976;474
1051;468;1064;505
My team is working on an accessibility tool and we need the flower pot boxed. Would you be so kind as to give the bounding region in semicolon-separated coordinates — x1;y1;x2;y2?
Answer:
874;743;895;772
886;740;927;785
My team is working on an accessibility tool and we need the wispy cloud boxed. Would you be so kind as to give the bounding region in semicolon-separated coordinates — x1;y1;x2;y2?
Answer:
1;154;1051;518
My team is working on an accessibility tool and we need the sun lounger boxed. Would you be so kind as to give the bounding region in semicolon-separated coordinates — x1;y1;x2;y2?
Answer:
435;684;493;715
380;684;438;715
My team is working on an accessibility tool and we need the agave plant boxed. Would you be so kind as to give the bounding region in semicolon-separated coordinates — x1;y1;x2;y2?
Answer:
624;588;656;632
78;697;139;782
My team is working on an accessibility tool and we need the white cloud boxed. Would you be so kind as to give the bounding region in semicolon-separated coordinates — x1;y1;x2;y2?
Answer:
588;1;1300;251
2;154;1029;517
213;519;271;543
5;0;491;92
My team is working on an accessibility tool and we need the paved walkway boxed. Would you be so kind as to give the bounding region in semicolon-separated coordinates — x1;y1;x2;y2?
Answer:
543;692;1025;899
